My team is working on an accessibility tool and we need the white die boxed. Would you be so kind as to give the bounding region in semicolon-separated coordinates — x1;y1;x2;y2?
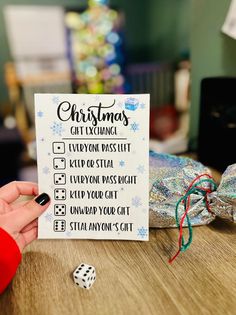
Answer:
73;263;96;289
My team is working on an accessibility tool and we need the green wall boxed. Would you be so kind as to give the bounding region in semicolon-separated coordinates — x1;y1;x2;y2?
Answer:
146;0;190;61
190;0;236;149
0;0;190;105
113;0;190;62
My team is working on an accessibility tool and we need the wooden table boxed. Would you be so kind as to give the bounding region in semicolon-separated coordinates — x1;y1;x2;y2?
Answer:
0;219;236;315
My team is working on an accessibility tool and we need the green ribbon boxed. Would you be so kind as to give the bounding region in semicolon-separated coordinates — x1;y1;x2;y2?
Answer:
175;178;217;252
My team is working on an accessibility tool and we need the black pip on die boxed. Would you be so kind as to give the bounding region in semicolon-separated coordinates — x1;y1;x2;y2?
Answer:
73;263;96;289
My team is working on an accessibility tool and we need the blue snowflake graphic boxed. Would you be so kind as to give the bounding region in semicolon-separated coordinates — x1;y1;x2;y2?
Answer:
132;196;142;208
130;122;139;132
137;165;145;173
37;111;44;118
137;226;148;239
119;160;125;167
50;122;65;136
45;213;53;222
94;95;100;101
140;103;145;109
42;166;50;175
66;231;72;238
52;96;60;105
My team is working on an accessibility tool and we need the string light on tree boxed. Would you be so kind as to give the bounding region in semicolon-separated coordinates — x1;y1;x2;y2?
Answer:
65;0;127;94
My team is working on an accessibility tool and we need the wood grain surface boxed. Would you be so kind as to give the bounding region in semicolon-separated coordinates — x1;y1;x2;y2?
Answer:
0;219;236;315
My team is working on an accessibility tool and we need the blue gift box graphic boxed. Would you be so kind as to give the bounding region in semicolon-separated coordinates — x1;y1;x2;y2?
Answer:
124;98;139;111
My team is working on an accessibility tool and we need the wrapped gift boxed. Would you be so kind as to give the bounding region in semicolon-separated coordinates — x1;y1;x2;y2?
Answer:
124;97;139;111
149;150;236;261
149;150;236;227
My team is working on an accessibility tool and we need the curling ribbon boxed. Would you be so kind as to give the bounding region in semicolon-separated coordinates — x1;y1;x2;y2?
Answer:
169;173;217;263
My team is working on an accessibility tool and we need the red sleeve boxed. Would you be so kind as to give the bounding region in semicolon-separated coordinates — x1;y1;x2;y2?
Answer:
0;227;22;294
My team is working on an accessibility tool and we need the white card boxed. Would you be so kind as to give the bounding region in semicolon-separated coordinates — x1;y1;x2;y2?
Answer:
35;94;150;240
222;0;236;39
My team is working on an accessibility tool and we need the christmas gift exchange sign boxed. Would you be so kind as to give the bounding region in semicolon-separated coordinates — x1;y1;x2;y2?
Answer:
35;94;150;240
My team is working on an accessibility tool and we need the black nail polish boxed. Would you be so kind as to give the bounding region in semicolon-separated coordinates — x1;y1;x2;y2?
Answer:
35;193;50;206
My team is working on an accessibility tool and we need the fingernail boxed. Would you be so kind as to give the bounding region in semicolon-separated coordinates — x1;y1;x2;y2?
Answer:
35;193;50;206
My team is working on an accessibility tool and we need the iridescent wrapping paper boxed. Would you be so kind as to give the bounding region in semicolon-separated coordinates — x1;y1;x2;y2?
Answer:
210;163;236;222
149;151;236;227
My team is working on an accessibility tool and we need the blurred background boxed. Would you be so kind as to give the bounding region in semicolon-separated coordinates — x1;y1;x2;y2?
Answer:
0;0;236;185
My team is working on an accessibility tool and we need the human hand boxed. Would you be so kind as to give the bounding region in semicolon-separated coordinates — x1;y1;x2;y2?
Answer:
0;181;50;252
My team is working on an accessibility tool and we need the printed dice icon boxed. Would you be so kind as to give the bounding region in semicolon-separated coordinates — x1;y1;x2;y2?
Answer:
54;204;66;216
73;263;96;290
54;188;66;200
53;220;66;232
53;158;66;170
54;173;66;185
53;142;65;154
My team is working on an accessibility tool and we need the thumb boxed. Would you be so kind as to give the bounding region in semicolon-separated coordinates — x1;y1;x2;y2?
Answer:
10;193;50;231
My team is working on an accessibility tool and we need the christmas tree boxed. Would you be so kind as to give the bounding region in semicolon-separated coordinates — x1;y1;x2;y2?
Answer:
65;0;127;94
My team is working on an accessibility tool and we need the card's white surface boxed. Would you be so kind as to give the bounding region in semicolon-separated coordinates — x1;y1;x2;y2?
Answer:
35;94;149;240
222;0;236;39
